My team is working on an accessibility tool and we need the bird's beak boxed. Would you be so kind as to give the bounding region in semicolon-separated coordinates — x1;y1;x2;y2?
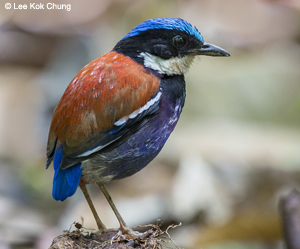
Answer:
192;43;230;57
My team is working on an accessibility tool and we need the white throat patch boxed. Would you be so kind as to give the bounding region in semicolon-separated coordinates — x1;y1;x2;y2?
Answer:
139;52;195;76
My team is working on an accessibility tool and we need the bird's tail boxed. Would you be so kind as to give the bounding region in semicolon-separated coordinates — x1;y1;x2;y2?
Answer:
52;146;82;201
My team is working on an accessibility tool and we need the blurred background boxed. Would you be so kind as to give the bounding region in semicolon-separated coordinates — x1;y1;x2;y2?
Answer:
0;0;300;248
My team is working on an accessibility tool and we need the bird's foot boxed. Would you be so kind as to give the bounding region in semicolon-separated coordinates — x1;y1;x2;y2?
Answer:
118;225;148;240
95;225;149;242
94;223;153;243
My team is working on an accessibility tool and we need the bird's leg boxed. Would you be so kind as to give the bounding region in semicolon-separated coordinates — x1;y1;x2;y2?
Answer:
97;184;144;239
79;181;107;232
98;184;127;230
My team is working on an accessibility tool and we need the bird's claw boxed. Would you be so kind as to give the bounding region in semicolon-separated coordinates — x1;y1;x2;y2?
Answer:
95;226;148;242
119;226;147;240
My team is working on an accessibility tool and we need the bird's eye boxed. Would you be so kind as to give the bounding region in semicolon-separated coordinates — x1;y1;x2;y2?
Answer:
173;35;186;48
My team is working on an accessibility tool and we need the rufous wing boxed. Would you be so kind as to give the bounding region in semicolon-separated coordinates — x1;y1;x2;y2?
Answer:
47;51;160;168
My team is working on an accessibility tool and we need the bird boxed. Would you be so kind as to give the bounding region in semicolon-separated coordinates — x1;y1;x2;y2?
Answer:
46;17;230;238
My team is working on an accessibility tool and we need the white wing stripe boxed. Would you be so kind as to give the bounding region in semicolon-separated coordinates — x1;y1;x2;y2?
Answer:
114;91;161;126
76;137;120;157
114;116;128;126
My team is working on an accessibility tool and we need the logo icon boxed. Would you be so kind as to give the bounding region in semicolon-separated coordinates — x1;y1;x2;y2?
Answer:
5;3;11;9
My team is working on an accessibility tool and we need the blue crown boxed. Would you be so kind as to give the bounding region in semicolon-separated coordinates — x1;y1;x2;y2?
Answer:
122;18;203;42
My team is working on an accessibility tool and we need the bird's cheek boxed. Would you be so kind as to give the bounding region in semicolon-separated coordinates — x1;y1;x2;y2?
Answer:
153;44;172;59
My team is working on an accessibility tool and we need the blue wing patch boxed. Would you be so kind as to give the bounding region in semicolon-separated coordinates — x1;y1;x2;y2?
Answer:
52;146;82;201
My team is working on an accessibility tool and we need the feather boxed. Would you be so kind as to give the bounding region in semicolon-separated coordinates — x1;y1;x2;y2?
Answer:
52;146;82;201
122;18;203;42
